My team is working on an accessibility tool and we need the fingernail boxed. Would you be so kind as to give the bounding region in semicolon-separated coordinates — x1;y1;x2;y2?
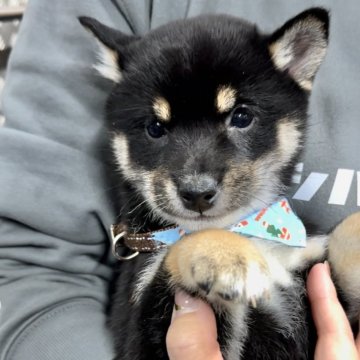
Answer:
172;291;200;321
322;261;337;297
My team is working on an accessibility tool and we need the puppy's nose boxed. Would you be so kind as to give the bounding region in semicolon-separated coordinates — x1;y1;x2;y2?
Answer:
179;189;217;213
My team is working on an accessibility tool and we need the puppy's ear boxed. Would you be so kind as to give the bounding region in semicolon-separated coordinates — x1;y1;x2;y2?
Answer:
79;17;139;82
268;8;329;91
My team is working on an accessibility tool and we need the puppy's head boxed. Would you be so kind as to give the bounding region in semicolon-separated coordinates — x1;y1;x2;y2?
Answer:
80;8;329;230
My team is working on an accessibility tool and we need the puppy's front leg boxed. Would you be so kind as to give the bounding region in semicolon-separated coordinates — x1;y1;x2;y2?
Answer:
164;229;270;306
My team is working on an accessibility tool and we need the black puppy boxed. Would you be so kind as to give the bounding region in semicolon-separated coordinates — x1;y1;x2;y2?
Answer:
80;8;360;359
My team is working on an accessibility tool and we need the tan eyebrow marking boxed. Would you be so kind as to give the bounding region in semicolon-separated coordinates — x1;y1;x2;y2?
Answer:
153;96;171;122
216;85;237;113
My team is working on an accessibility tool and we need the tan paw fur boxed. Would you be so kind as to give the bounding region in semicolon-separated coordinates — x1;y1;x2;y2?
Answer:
165;229;270;306
328;212;360;320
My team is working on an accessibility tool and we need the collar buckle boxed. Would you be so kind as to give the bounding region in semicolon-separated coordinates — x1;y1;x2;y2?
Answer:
110;224;139;261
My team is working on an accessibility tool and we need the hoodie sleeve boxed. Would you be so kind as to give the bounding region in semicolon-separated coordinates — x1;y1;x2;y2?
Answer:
0;1;134;359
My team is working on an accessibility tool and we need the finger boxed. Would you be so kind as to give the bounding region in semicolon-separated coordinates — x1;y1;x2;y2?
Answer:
307;263;359;359
166;291;223;360
355;323;360;355
307;263;354;339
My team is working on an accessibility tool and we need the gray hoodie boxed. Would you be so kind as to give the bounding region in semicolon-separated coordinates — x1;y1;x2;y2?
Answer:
0;1;359;359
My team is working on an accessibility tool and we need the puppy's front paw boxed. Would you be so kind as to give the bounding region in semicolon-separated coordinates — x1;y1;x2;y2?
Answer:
165;229;270;306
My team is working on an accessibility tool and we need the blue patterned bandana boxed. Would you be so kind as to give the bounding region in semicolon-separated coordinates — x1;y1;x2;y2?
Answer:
152;198;306;248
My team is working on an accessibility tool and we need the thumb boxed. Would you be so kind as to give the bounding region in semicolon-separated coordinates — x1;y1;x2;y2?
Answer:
166;291;223;360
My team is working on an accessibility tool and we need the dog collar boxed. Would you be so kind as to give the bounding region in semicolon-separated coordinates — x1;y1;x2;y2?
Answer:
110;198;306;260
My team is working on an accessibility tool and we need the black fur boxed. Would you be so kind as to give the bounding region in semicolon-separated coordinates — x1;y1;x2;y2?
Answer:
106;15;308;173
80;8;332;360
110;260;319;360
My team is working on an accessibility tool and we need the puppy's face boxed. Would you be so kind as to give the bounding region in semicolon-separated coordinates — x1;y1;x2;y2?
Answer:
80;9;328;230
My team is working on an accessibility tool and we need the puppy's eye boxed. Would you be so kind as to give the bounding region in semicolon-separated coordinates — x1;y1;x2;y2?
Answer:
147;121;166;138
230;106;254;129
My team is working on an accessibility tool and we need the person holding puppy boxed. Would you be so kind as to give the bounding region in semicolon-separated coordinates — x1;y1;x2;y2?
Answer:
0;1;359;359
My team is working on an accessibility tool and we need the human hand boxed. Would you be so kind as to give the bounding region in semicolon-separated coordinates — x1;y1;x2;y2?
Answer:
307;262;360;360
166;291;223;360
166;263;360;360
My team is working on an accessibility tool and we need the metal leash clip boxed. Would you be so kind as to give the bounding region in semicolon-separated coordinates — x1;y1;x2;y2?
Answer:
110;225;139;261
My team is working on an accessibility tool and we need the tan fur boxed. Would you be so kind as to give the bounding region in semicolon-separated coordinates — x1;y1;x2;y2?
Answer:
328;212;360;321
269;17;327;91
165;229;270;305
153;96;171;122
112;134;163;222
222;161;255;203
94;40;122;82
276;119;302;163
216;85;237;113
